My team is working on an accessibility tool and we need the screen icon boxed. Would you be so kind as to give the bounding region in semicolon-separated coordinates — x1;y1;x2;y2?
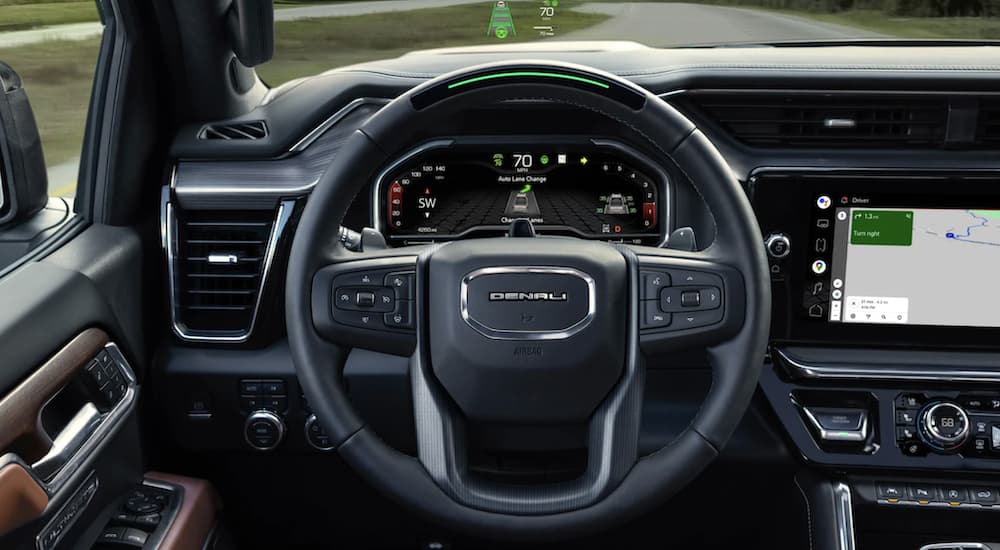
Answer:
816;218;830;229
817;195;832;209
811;260;827;274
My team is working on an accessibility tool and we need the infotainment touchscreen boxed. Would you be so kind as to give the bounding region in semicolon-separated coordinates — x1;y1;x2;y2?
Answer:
811;197;1000;328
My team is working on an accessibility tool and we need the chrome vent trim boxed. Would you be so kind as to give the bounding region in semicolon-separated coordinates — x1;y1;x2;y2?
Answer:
199;120;268;140
163;188;294;343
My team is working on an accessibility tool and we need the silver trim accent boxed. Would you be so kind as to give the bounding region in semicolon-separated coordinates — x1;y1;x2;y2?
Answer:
774;347;1000;383
920;544;990;550
764;233;791;259
801;407;868;443
303;414;335;452
244;409;286;452
824;118;857;129
36;472;98;550
834;482;857;550
289;97;389;152
922;402;971;445
0;160;6;213
32;403;102;480
207;254;239;265
48;343;138;493
459;266;596;341
163;190;296;343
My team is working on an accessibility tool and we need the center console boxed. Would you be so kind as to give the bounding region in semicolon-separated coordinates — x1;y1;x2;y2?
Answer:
753;169;1000;549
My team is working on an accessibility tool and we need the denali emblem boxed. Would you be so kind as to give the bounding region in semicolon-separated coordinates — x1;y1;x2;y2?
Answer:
489;292;568;302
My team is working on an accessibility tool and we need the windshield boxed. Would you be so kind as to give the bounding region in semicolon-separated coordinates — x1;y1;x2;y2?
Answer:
257;0;1000;84
0;1;997;199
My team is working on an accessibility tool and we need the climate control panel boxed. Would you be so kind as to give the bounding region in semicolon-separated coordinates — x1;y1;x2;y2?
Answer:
896;393;1000;457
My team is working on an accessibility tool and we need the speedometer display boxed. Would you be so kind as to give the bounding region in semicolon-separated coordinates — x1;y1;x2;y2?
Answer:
377;144;663;244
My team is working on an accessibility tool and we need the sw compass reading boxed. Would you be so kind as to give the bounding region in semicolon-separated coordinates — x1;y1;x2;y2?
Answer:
376;143;664;245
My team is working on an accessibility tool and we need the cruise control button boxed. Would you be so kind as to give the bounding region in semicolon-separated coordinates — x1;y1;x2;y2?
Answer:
971;487;997;505
642;301;671;329
335;271;384;286
334;309;383;329
385;301;414;329
374;288;396;312
641;271;670;300
385;272;415;300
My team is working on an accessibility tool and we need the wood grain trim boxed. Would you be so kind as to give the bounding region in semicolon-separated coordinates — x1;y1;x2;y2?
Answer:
0;463;48;536
0;328;109;457
145;472;221;550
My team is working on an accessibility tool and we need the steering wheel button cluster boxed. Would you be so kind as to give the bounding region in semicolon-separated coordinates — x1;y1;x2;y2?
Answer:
331;268;417;333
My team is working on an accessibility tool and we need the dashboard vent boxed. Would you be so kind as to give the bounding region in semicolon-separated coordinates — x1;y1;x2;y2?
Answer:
977;100;1000;145
173;210;276;337
682;93;949;148
199;120;268;140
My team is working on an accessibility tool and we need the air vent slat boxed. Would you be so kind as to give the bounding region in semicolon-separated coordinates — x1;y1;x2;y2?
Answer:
199;120;268;141
681;92;950;148
173;210;276;335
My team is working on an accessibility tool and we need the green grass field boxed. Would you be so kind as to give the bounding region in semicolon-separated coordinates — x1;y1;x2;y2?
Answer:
790;9;1000;39
0;2;98;31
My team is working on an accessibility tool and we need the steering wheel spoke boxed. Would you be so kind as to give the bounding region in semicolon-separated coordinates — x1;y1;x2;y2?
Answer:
312;253;420;356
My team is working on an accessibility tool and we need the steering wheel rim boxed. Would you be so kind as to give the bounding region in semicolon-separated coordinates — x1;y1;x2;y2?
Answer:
286;60;770;541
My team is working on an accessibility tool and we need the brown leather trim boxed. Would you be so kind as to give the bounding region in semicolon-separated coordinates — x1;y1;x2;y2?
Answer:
0;463;48;536
146;472;221;550
0;328;108;459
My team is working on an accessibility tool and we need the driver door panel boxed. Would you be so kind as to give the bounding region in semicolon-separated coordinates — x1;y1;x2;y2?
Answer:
0;225;147;550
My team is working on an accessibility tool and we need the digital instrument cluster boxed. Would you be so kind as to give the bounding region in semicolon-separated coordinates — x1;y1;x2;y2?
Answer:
375;143;664;245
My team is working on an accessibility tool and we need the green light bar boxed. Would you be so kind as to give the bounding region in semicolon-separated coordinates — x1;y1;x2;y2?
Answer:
447;71;610;90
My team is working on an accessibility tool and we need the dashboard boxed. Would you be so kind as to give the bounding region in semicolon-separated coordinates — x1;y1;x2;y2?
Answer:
164;44;1000;526
374;139;666;246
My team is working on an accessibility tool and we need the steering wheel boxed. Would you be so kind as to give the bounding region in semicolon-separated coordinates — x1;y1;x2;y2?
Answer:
286;61;770;541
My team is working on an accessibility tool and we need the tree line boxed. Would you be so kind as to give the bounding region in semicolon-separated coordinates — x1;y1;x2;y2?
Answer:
715;0;1000;16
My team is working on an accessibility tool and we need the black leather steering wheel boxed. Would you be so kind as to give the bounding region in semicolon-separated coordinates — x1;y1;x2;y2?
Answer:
286;61;770;541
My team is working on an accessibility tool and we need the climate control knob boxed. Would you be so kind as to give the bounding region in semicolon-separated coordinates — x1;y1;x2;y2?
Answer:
917;401;970;453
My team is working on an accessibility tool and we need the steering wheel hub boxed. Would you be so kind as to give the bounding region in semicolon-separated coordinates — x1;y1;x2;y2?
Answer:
427;238;627;423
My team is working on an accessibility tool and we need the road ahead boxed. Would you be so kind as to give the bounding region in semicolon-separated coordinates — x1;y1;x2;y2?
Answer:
561;2;884;46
